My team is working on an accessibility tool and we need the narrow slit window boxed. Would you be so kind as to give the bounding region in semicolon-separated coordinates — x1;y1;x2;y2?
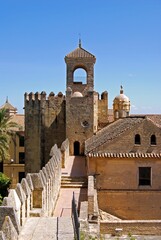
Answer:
135;134;141;145
151;134;156;145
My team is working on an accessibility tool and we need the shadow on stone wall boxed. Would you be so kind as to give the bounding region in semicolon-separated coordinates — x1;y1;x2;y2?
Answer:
0;143;63;240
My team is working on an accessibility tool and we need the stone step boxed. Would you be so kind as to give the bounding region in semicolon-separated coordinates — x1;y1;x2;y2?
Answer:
61;176;87;181
61;184;87;188
29;208;42;217
61;176;88;188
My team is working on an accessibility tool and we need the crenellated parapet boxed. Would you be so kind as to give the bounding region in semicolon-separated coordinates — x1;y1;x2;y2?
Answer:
0;143;62;240
25;91;65;108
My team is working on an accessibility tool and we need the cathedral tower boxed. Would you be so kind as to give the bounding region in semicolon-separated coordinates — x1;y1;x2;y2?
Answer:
113;86;130;120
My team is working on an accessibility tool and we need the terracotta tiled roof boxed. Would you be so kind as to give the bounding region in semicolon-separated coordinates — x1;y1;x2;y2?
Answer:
85;117;145;154
65;47;95;58
11;114;24;131
87;152;161;158
146;115;161;128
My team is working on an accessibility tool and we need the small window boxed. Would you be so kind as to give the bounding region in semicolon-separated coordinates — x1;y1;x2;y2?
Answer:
151;135;156;145
135;134;141;145
19;152;25;164
19;136;24;147
139;167;151;186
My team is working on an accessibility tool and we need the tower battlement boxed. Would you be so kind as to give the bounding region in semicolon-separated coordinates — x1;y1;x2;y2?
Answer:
25;91;64;102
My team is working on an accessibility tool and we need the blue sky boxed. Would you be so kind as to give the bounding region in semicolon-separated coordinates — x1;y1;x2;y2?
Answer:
0;0;161;114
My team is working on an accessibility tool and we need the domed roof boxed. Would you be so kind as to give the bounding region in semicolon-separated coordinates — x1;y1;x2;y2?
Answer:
114;86;130;103
72;91;83;98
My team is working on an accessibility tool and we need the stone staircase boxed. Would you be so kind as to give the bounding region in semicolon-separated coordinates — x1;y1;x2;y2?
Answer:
61;176;88;188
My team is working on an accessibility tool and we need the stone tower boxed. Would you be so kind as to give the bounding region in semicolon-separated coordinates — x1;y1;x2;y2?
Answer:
24;43;109;173
24;91;66;173
113;86;130;120
65;41;98;155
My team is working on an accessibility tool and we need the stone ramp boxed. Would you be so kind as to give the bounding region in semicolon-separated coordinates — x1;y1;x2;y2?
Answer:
58;217;74;240
18;217;74;240
53;188;87;217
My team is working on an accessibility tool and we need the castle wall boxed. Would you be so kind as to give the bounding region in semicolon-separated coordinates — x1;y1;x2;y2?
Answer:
24;92;66;173
88;156;161;219
98;190;161;220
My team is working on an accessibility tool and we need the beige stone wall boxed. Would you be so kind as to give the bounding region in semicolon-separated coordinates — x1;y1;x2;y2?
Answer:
98;190;161;220
3;133;25;188
100;220;161;235
88;157;161;190
9;133;24;164
3;164;25;188
88;156;161;219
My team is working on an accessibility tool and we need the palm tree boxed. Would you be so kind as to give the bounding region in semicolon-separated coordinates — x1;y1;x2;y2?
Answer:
0;108;19;161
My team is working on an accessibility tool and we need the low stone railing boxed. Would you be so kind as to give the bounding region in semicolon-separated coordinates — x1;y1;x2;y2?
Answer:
60;138;69;168
0;144;62;240
88;175;99;220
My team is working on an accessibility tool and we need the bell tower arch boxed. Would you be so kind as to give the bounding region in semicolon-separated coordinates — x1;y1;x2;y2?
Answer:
65;41;96;95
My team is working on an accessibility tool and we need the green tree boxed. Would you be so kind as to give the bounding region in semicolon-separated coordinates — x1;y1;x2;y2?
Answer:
0;108;19;161
0;172;11;205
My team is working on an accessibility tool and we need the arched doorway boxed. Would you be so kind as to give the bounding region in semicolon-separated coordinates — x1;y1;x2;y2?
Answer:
74;141;80;155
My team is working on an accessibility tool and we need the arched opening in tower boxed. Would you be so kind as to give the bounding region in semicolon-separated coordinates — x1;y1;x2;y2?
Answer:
74;141;80;155
73;68;87;84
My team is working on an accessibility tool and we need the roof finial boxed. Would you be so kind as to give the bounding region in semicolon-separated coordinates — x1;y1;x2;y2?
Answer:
120;85;123;94
79;33;82;48
6;96;8;103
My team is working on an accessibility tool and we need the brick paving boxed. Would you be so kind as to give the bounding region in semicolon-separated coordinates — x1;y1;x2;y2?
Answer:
54;155;87;217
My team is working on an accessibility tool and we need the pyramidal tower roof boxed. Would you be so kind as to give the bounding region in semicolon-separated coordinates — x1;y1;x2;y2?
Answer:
0;97;17;115
65;40;95;59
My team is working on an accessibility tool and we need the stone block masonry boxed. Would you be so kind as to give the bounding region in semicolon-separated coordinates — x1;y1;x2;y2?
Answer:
0;143;62;240
24;91;66;173
100;220;161;236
